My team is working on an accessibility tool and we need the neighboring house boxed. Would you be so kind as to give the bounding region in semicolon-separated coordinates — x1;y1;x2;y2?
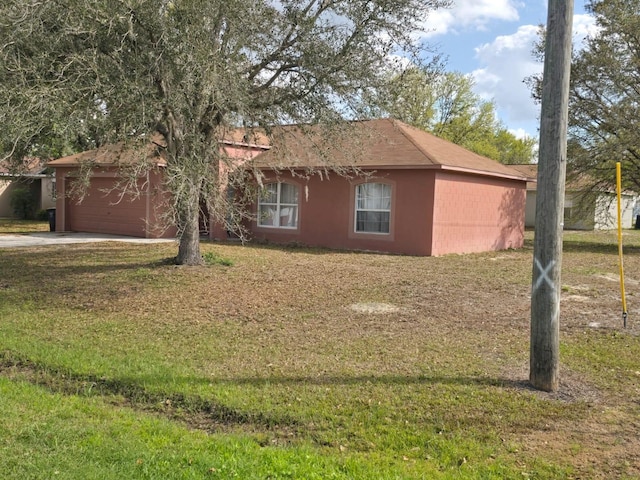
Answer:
508;164;538;229
0;158;56;218
510;164;637;230
48;119;529;255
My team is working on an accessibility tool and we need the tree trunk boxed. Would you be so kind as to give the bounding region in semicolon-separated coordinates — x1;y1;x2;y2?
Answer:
176;204;203;266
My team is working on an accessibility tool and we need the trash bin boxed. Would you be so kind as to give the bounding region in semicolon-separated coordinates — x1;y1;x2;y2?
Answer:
47;208;56;232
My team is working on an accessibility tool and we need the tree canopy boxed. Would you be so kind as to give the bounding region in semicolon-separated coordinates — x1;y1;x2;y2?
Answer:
0;0;448;264
380;68;536;164
566;0;640;193
528;0;640;193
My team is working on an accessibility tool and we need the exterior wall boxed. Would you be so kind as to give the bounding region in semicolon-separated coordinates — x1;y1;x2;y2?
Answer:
0;179;14;217
594;193;635;230
41;177;56;210
55;167;175;238
563;193;594;230
526;190;637;231
563;192;636;230
524;190;536;228
239;169;436;256
0;177;45;218
430;172;525;256
233;168;526;256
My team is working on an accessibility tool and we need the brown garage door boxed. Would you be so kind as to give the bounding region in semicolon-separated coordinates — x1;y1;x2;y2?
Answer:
66;177;150;237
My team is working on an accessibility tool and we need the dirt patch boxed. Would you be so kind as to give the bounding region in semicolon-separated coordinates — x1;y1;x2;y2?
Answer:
516;413;640;479
563;294;591;302
498;363;640;478
500;363;605;404
349;302;401;314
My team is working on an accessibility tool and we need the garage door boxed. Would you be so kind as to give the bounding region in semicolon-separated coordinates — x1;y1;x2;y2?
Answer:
66;177;150;237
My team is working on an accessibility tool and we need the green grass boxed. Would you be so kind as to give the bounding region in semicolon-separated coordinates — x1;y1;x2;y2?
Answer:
203;250;234;266
0;377;398;480
1;227;639;478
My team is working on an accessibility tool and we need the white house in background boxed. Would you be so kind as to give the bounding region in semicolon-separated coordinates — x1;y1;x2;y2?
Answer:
0;159;56;217
510;164;637;230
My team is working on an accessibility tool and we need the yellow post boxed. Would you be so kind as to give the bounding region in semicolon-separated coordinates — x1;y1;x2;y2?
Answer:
616;162;628;327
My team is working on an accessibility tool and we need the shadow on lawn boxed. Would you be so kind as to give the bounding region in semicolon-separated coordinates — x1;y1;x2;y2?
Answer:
0;350;536;415
562;240;640;255
208;373;529;390
0;351;298;432
0;244;178;278
3;349;583;444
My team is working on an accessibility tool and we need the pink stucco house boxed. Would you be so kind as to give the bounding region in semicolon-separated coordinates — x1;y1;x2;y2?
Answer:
47;134;268;238
48;119;528;256
213;119;528;256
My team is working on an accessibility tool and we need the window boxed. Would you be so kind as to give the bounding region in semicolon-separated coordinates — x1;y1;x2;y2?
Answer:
355;182;391;234
258;182;299;228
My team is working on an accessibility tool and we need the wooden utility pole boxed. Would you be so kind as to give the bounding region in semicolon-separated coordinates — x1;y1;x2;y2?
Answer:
530;0;574;392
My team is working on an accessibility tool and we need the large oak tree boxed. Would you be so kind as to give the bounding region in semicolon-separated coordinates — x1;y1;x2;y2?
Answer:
0;0;448;264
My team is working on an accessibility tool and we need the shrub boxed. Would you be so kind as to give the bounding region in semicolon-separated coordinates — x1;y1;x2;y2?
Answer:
36;209;49;221
9;187;37;220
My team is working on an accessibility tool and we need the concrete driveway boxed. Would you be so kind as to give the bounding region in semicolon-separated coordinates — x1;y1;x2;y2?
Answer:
0;232;176;248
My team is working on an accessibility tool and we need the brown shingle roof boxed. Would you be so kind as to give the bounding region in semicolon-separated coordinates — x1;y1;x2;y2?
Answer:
220;128;270;149
251;119;528;181
0;157;47;176
509;164;538;190
47;140;167;167
47;129;270;168
47;119;529;182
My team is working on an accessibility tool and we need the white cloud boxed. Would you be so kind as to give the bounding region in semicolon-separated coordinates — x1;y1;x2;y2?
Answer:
573;13;600;48
472;24;541;128
468;12;598;138
420;0;522;37
508;127;532;140
403;2;600;138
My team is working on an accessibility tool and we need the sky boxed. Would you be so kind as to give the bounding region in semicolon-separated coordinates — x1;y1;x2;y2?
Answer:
418;0;601;141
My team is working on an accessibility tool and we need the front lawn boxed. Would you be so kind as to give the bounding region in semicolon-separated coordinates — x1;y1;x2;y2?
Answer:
0;218;50;233
1;229;639;478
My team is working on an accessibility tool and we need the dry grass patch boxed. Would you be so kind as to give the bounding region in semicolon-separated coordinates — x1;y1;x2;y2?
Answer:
0;218;49;233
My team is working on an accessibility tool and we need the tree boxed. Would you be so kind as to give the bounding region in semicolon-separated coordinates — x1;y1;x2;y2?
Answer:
0;0;449;265
527;1;640;193
566;0;640;193
382;68;536;164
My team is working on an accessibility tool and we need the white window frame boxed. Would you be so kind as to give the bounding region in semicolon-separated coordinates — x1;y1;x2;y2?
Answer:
354;182;391;234
258;182;299;229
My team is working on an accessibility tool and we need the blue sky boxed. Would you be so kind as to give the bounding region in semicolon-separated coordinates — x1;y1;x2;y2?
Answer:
417;0;600;141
